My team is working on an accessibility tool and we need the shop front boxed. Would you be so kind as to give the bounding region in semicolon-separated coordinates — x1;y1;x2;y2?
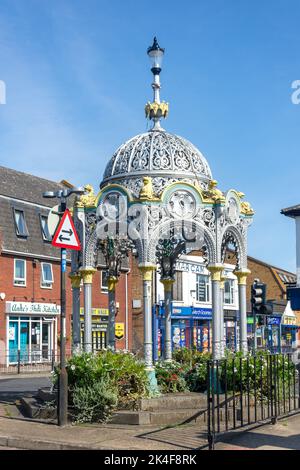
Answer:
281;302;298;353
80;307;109;351
152;304;212;360
265;315;282;353
224;310;239;351
6;301;59;365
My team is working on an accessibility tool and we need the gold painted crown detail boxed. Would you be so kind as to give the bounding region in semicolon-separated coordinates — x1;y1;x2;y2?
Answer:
145;101;169;120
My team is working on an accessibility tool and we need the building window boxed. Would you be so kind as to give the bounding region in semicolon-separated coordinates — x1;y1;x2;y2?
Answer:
40;214;51;241
41;263;53;288
13;209;28;237
14;259;26;286
172;271;183;301
196;274;210;302
224;279;234;305
101;271;109;292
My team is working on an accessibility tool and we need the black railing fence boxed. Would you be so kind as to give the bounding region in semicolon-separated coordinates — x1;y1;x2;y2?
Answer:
0;349;73;374
206;353;300;449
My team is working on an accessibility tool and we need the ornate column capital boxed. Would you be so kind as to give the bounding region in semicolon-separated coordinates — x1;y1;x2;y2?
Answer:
79;267;97;284
139;264;156;281
234;269;251;285
108;276;118;291
160;278;175;292
69;272;82;289
207;263;224;282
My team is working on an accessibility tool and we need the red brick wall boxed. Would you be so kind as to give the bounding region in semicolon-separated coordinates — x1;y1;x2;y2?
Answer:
0;253;134;358
0;253;72;358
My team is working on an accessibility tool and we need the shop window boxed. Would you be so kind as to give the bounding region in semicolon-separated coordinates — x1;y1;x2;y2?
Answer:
101;271;109;292
172;271;183;301
41;263;54;288
40;214;51;242
14;259;26;286
13;209;28;237
196;274;210;302
224;279;234;305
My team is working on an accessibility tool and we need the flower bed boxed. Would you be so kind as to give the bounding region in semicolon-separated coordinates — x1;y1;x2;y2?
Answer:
53;350;150;423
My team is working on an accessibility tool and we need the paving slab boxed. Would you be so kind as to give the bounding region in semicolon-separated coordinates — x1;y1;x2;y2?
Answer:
215;414;300;450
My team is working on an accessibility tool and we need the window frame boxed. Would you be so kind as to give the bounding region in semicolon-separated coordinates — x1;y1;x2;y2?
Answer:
39;214;52;242
196;273;210;303
224;278;235;305
40;262;54;289
13;208;29;238
14;259;26;287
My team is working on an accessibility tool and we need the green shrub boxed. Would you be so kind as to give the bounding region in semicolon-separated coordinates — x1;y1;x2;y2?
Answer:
56;350;150;421
173;347;211;367
155;361;188;393
72;379;118;423
218;351;297;399
185;361;208;392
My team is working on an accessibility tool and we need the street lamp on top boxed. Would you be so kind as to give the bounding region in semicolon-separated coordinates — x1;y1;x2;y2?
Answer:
147;36;165;73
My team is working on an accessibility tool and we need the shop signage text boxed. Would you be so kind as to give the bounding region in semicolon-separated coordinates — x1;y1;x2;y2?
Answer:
80;308;109;316
6;302;60;315
175;261;205;274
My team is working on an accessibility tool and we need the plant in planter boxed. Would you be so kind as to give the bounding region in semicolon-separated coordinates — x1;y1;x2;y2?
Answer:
155;361;188;393
54;350;151;423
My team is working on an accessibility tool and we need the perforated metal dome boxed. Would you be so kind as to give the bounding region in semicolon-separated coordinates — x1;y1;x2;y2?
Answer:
101;129;213;197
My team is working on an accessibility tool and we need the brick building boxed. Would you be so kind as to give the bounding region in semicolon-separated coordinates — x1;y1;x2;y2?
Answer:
0;166;132;367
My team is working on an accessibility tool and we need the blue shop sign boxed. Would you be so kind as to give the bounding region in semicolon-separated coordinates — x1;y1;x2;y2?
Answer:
192;307;212;319
171;306;193;316
267;316;281;326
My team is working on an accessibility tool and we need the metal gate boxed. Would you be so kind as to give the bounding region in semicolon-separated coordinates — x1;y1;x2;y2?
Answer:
206;353;300;450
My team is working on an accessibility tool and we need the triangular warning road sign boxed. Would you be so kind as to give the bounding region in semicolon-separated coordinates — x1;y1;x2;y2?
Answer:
52;209;81;251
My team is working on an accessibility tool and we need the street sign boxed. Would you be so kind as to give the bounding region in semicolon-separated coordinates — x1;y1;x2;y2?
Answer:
52;209;81;251
47;204;60;237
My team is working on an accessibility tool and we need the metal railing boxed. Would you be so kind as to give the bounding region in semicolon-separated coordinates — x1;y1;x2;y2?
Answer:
0;349;73;375
206;353;300;449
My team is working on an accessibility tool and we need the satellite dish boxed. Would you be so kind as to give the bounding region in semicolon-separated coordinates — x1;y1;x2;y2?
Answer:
47;205;61;237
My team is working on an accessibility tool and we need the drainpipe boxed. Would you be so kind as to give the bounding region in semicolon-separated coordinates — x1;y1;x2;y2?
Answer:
125;269;130;351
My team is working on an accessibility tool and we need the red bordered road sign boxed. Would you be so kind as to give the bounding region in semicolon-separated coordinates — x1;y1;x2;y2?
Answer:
51;209;81;251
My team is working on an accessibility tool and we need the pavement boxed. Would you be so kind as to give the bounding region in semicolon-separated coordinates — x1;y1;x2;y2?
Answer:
215;414;300;450
0;373;300;451
0;407;299;450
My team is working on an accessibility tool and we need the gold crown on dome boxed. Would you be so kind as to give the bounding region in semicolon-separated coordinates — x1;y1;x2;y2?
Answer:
145;101;169;120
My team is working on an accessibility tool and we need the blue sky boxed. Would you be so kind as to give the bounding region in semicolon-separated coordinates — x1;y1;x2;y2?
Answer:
0;0;299;272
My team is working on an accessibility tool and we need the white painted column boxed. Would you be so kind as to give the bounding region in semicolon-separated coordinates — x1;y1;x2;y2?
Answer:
208;264;224;360
80;267;97;353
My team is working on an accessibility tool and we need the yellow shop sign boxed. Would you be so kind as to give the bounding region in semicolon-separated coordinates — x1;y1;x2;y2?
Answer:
115;323;125;340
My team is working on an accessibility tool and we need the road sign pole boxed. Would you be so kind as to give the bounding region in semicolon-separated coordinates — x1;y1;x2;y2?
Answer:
43;186;84;427
58;200;68;427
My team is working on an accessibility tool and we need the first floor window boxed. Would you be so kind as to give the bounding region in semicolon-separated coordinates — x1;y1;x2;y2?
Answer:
172;271;183;301
224;279;234;305
14;259;26;286
196;274;210;302
41;263;53;288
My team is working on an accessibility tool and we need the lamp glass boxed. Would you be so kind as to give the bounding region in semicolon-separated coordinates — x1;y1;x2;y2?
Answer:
148;49;164;69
